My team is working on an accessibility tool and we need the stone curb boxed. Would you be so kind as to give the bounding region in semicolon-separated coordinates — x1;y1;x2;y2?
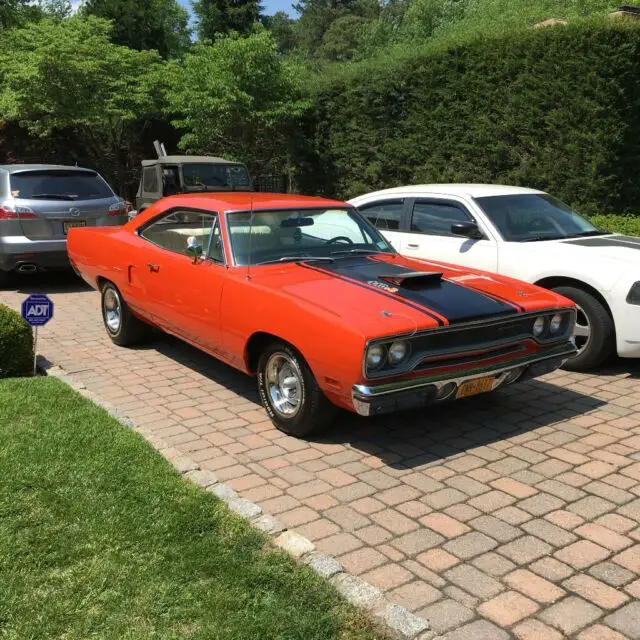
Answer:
41;360;430;640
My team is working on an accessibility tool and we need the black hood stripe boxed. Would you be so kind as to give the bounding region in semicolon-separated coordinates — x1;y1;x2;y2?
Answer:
299;262;446;325
565;236;640;249
305;257;519;325
368;257;525;314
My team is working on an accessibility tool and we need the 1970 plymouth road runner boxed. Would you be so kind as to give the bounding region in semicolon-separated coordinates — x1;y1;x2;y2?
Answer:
68;193;578;436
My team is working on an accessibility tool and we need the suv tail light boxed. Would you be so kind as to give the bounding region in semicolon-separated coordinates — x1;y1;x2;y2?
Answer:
0;204;37;220
108;201;127;217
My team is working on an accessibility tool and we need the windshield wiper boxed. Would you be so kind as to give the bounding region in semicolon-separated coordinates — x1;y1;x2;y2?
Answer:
330;248;383;257
30;193;79;200
520;235;564;243
564;230;612;238
257;256;335;266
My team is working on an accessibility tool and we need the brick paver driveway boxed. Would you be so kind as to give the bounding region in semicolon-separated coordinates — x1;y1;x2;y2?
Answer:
3;272;640;639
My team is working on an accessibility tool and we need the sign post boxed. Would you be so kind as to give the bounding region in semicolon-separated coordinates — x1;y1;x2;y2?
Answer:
21;294;54;376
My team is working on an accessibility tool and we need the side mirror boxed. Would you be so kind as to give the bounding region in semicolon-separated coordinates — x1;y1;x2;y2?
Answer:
451;221;483;240
186;236;202;263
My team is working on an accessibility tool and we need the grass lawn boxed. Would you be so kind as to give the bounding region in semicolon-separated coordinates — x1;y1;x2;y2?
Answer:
0;377;387;640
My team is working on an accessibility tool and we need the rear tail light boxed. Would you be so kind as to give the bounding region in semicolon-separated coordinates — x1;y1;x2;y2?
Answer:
0;204;37;220
108;201;127;217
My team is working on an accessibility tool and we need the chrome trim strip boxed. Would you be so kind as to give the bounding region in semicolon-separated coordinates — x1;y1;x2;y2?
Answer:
353;344;576;400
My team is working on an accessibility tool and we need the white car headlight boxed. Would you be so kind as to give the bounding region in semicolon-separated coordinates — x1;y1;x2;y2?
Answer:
388;340;410;366
549;313;563;334
533;316;546;337
366;344;386;370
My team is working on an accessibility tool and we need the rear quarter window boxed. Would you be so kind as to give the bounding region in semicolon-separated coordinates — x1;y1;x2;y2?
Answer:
9;170;114;201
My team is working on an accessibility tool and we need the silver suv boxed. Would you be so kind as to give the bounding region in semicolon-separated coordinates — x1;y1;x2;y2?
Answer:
0;164;127;286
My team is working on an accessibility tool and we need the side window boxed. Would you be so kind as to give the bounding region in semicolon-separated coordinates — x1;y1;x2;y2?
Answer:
358;199;404;231
143;167;159;193
140;210;224;263
411;201;472;237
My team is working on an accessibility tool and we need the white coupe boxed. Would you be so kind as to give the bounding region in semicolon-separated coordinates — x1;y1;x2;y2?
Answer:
349;184;640;371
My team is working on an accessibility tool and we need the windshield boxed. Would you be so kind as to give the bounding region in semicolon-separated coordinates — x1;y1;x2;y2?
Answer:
474;194;607;242
182;163;250;190
9;170;114;201
227;207;395;266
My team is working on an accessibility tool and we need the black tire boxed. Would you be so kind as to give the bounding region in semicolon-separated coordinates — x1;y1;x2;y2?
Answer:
257;341;337;437
552;285;615;371
100;282;150;347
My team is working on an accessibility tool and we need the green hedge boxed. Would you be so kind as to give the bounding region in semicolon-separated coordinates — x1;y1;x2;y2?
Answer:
303;19;640;216
0;304;33;378
592;214;640;236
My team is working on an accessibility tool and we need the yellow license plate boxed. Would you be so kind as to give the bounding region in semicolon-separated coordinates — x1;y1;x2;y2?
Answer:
456;377;495;399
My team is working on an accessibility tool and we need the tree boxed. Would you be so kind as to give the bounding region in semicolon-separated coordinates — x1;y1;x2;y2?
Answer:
292;0;380;56
192;0;263;41
0;16;167;194
319;14;372;61
0;0;46;28
263;11;297;54
82;0;190;58
166;27;309;174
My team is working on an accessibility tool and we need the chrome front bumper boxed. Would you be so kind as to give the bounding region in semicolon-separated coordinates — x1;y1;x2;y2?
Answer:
351;344;577;417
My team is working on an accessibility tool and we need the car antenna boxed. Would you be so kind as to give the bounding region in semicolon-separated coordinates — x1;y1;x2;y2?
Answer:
247;193;254;281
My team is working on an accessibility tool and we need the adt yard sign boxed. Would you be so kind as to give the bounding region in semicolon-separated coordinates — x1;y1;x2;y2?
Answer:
22;294;54;375
22;294;54;327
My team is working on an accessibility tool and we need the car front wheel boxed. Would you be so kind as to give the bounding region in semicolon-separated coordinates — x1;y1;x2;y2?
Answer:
101;282;150;347
552;285;615;371
257;341;337;437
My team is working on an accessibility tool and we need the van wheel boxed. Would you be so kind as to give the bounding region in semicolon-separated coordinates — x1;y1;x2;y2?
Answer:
101;282;150;347
552;285;615;371
257;341;337;437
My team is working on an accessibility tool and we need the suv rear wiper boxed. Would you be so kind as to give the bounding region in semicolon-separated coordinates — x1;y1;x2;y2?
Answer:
257;256;335;266
330;248;382;256
30;193;79;200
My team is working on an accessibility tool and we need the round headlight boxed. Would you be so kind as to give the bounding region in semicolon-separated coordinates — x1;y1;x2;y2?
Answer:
388;340;410;366
366;344;386;370
549;313;563;334
533;316;546;337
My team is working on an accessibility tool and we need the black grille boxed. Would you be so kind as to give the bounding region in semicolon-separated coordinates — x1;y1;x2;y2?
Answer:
411;317;537;354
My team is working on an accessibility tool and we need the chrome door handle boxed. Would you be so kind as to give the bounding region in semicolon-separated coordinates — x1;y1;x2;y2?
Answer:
407;244;419;249
147;263;160;272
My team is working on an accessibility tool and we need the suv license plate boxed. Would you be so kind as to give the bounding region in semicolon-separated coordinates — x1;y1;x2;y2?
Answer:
63;220;86;235
456;376;495;399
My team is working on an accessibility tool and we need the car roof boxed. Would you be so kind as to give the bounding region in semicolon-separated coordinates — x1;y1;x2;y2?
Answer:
141;156;245;167
152;192;348;212
0;164;98;174
350;184;546;199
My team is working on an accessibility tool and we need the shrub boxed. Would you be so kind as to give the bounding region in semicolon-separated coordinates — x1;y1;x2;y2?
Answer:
0;304;33;378
303;19;640;216
591;215;640;236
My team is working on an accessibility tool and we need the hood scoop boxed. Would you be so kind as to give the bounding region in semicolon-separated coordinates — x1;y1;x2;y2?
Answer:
379;270;443;289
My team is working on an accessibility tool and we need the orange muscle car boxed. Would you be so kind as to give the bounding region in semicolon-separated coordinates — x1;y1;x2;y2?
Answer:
67;193;578;437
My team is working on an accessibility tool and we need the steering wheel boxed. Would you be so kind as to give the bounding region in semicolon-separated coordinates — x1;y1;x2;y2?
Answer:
325;236;354;245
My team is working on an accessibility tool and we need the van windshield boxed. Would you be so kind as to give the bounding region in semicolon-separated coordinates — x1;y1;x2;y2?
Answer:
10;170;114;201
182;163;251;190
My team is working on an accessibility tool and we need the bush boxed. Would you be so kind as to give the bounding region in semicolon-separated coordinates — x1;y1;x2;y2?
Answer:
0;304;33;378
591;215;640;236
303;19;640;216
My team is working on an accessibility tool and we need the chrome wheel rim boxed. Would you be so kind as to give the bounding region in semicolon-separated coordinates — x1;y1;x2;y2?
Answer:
265;352;303;418
103;288;122;334
573;304;591;354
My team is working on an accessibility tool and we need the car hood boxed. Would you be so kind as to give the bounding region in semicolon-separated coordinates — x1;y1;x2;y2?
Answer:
251;254;572;338
525;234;640;264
